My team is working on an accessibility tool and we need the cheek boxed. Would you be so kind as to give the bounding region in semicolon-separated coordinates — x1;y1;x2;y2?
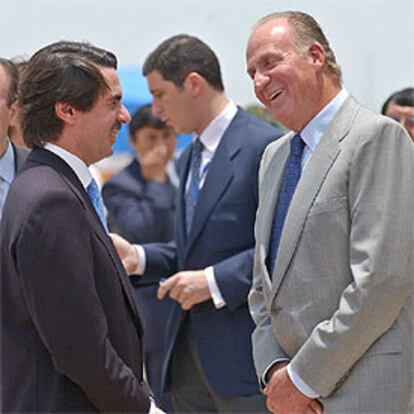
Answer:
254;87;266;104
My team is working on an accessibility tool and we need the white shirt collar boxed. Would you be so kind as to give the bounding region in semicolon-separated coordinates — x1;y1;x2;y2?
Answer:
300;88;349;151
43;143;92;189
0;139;16;184
197;100;238;154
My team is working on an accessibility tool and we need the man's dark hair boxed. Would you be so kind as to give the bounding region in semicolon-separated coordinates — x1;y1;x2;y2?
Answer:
19;41;117;148
143;34;224;91
381;87;414;115
129;103;170;139
0;57;19;107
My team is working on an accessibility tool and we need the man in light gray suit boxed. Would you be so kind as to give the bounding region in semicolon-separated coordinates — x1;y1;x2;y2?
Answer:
246;11;414;414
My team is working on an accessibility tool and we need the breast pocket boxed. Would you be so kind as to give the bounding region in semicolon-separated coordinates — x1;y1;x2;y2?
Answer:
206;200;255;253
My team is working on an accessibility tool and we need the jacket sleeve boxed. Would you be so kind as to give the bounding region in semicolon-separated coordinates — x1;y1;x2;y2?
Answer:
102;177;176;244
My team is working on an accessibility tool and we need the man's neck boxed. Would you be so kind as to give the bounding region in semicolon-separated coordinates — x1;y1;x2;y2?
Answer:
195;92;230;136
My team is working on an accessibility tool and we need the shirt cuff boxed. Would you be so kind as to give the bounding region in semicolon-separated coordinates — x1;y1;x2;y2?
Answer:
262;358;290;386
132;245;146;275
287;364;319;398
148;399;159;414
205;266;225;309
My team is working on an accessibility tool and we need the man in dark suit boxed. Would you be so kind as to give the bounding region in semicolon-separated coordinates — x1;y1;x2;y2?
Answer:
1;41;164;413
112;34;283;413
0;58;29;221
103;104;177;412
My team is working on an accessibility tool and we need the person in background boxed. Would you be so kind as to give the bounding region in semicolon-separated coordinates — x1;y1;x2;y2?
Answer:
7;58;28;148
111;34;283;413
1;41;164;413
0;57;28;222
381;87;414;140
246;10;413;414
103;103;177;412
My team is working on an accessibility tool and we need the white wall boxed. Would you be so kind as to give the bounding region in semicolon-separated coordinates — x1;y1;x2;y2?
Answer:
1;0;413;112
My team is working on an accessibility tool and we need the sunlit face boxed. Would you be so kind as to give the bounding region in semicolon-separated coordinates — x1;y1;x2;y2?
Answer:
146;70;197;134
76;66;131;165
130;126;176;162
246;18;322;131
0;65;13;155
384;101;414;141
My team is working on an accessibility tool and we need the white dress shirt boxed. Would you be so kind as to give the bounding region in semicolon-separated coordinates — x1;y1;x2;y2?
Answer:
135;100;238;309
43;143;92;188
263;88;349;398
0;139;16;220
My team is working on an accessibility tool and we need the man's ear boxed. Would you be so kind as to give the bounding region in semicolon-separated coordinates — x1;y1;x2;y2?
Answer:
184;72;204;97
308;42;325;71
9;100;19;128
55;102;77;124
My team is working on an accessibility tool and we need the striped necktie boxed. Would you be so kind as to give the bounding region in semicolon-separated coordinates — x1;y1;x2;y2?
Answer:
87;178;108;233
185;138;204;235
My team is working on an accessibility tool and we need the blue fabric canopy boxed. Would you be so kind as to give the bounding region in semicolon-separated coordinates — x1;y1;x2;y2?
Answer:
114;65;192;154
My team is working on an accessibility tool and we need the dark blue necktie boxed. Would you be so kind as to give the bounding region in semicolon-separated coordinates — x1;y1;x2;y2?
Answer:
87;178;108;233
185;138;204;235
267;134;305;277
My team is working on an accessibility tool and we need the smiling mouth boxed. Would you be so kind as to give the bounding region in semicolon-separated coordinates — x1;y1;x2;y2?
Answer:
269;90;283;102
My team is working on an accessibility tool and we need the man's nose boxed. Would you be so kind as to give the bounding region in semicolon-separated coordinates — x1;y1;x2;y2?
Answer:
152;101;162;117
254;71;270;91
118;104;131;124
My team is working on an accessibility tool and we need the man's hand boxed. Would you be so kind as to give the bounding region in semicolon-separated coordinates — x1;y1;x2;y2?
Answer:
110;233;139;274
265;365;323;414
157;270;211;310
140;145;168;182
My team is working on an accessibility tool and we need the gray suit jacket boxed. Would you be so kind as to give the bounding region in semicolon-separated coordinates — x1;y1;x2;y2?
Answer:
249;96;414;413
13;142;29;172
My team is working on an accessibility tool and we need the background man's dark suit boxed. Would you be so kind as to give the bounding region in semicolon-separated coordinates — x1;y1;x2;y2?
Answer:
103;158;176;411
142;108;279;397
1;148;151;412
103;158;176;243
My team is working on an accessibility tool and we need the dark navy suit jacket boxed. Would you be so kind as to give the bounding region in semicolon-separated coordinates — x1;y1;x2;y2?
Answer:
1;148;151;412
102;159;176;244
143;108;282;397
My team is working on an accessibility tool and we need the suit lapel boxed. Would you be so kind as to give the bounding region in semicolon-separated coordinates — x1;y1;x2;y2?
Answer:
270;97;361;298
183;110;244;257
258;135;292;289
176;146;192;254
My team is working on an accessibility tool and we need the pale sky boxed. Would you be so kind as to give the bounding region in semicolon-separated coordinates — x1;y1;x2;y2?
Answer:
1;0;413;112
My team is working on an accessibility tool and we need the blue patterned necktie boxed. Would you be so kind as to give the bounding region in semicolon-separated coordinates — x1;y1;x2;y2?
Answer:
185;138;204;235
267;134;305;277
87;178;108;233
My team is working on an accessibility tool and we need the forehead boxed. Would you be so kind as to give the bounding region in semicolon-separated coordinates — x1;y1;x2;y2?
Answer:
138;125;174;138
146;70;177;90
386;101;414;116
247;19;295;58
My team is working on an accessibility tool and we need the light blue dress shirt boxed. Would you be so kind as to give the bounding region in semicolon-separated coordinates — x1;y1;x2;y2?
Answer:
0;140;16;220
